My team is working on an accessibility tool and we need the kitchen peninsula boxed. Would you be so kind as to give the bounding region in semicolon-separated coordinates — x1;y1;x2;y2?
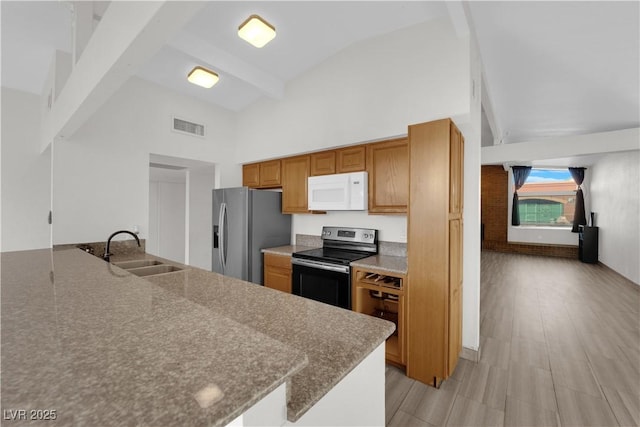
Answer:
1;248;394;426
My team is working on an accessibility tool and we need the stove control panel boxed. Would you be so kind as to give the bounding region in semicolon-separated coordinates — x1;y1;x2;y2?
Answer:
321;226;377;244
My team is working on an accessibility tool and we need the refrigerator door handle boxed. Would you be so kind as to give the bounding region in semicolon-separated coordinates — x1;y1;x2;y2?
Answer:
222;203;229;270
219;202;227;272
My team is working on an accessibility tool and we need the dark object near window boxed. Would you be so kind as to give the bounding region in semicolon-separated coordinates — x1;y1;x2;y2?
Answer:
511;166;532;226
569;167;586;233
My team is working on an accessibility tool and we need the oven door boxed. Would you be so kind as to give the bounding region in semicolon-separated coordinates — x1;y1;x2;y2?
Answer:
291;258;351;309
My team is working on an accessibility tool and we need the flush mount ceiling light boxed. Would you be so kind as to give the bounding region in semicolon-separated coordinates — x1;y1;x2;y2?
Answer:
238;14;276;48
187;66;219;88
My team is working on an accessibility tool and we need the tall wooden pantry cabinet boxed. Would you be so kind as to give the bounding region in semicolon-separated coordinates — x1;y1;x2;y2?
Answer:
406;118;464;386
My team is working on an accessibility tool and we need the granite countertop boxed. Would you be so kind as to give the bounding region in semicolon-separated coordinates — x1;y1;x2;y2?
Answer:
351;255;408;275
260;245;316;256
1;248;394;425
261;245;408;276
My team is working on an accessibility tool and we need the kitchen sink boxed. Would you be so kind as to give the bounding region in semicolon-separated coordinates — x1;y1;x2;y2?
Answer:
126;265;184;277
113;259;163;269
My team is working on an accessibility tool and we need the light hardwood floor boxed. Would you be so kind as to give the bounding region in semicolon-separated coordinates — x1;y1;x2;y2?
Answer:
386;251;640;426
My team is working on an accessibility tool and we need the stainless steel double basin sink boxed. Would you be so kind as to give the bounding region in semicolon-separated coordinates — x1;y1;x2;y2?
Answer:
112;259;183;277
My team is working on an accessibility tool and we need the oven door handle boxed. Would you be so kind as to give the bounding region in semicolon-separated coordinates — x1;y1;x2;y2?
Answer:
291;257;350;274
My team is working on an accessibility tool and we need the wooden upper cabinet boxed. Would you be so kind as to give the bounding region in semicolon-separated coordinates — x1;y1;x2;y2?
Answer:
259;160;281;187
310;151;336;176
449;125;464;214
281;155;310;213
336;145;366;173
242;160;281;188
242;163;260;188
367;138;409;214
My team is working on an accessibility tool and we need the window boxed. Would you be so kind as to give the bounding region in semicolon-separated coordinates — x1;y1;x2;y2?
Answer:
516;169;575;227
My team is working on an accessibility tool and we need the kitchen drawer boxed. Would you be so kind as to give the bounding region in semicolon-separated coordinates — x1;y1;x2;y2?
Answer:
264;252;292;269
264;253;292;293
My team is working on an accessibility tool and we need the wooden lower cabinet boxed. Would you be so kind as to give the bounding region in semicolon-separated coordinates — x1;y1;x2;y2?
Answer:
352;267;406;365
448;218;463;376
263;253;292;293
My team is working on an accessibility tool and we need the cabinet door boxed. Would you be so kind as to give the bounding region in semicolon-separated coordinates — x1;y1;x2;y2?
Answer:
242;163;260;188
449;124;464;214
259;160;281;187
336;146;366;173
282;156;310;213
447;218;463;376
406;119;452;384
264;253;292;293
310;151;336;176
367;138;408;213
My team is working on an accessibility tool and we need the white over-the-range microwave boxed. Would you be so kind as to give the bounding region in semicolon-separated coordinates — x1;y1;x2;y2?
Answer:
307;171;368;211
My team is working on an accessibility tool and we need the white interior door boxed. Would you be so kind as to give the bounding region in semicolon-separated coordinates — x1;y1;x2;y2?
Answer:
148;167;186;263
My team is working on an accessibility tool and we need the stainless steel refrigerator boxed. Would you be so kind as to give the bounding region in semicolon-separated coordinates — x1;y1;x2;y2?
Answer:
212;187;291;284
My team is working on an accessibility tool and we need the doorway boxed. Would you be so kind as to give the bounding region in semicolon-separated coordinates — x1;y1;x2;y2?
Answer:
149;164;187;263
148;154;216;269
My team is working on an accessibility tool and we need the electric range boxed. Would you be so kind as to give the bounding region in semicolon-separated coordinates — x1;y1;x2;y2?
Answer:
291;226;378;309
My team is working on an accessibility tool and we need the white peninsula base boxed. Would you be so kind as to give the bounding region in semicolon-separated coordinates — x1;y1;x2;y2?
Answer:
228;342;386;427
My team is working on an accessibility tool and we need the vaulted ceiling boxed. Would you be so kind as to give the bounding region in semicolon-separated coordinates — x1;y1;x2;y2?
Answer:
470;1;639;145
2;1;638;147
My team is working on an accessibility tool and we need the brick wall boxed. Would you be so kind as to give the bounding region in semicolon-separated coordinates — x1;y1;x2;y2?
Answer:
481;165;578;259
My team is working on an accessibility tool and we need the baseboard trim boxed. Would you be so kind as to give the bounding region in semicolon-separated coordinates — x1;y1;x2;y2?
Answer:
598;261;639;288
460;345;480;363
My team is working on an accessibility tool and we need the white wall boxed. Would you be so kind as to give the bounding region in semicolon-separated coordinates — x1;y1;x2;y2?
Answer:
1;88;51;252
590;150;640;284
236;19;470;243
53;77;237;245
293;213;407;243
508;225;579;246
237;19;469;159
457;30;482;354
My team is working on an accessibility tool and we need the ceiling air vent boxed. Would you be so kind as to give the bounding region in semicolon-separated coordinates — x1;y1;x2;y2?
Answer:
173;117;205;137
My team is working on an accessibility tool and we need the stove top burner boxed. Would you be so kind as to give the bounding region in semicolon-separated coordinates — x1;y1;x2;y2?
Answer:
292;226;378;265
292;247;372;265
